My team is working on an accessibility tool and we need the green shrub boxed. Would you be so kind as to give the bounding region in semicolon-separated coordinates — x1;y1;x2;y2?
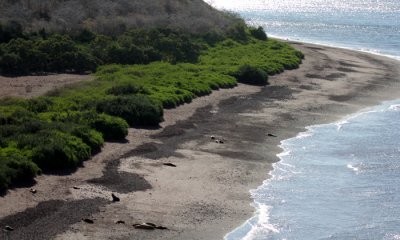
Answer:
0;146;40;190
27;97;53;113
227;23;248;42
96;96;163;126
106;84;147;96
250;26;268;41
17;130;92;170
234;65;269;85
70;126;104;152
89;113;129;141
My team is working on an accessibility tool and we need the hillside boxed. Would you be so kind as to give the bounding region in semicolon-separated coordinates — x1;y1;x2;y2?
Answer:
0;0;240;35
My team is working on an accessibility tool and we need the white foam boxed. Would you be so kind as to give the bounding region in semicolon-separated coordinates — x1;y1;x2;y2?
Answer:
347;164;359;172
296;131;314;139
241;204;280;240
335;109;380;131
389;104;400;111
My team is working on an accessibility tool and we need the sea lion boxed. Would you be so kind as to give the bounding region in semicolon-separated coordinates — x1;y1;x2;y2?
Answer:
82;218;94;224
111;193;120;202
4;226;14;231
116;220;125;224
163;163;177;167
268;133;277;137
155;226;168;230
133;223;155;230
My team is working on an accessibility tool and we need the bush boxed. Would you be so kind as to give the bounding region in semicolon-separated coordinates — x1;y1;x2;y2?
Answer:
70;126;104;152
96;96;163;126
17;130;92;170
234;65;269;85
106;84;147;96
0;21;23;43
250;26;268;41
0;146;41;190
227;23;248;42
89;113;129;141
27;97;53;113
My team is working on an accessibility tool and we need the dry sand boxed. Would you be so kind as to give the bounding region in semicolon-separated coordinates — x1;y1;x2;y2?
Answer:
0;74;93;99
0;42;399;240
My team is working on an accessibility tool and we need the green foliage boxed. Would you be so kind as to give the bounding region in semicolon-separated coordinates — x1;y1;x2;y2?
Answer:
199;38;303;76
249;26;268;41
0;28;207;74
20;130;92;170
89;113;129;141
97;96;163;126
0;146;40;190
0;25;304;192
0;21;23;43
234;65;268;85
227;23;249;42
106;84;148;96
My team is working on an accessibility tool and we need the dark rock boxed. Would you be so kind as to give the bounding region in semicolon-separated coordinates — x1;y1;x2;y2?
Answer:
30;188;37;194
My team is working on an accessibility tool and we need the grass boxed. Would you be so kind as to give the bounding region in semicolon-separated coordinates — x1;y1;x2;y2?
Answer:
0;35;303;191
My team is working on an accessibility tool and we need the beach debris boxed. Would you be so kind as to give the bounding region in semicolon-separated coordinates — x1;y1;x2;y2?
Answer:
133;222;168;230
116;220;125;224
268;133;277;137
29;188;37;194
82;218;94;224
3;225;14;232
111;193;120;202
163;163;177;167
73;186;80;190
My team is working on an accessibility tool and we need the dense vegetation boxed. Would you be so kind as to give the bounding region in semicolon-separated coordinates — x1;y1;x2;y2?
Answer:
0;24;303;191
0;0;241;35
0;26;206;74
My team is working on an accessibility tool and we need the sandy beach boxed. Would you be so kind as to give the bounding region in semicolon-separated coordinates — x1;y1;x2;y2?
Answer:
0;42;399;240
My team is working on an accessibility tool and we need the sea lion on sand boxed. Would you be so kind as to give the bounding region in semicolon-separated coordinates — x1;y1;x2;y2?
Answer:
4;226;14;231
163;163;177;167
82;218;94;224
111;193;120;202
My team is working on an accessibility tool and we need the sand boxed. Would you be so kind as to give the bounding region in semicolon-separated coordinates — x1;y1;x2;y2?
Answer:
0;42;399;240
0;74;93;99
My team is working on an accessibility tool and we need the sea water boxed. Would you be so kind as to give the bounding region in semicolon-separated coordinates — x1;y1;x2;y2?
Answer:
226;101;400;239
206;0;400;60
203;0;400;239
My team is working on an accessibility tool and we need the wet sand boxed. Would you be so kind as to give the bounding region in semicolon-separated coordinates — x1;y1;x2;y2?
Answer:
0;42;399;240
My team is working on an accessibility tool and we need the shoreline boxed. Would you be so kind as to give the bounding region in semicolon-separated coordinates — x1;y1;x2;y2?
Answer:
0;42;399;240
225;97;400;239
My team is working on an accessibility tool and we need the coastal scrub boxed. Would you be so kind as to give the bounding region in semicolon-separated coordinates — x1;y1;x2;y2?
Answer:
0;28;303;191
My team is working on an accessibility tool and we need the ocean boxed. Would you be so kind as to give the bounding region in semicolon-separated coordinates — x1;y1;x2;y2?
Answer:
204;0;400;239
